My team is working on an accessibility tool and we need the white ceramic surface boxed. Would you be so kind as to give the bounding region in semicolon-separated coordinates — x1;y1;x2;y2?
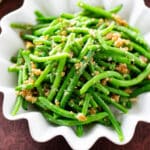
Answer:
0;0;150;149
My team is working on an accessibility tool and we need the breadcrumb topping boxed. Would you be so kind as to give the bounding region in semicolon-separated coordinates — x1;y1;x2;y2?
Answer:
75;62;82;70
124;88;132;94
113;14;128;26
25;41;34;49
101;78;109;86
89;108;96;115
32;68;42;76
115;63;129;74
111;94;120;103
76;113;87;121
19;89;37;103
139;56;148;63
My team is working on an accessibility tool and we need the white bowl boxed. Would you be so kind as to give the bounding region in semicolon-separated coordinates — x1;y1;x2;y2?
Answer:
0;0;150;149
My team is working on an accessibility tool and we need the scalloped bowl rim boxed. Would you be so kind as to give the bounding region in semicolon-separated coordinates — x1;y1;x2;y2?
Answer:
0;0;150;149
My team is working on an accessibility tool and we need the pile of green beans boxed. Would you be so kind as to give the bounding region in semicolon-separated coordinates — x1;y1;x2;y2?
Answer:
9;1;150;141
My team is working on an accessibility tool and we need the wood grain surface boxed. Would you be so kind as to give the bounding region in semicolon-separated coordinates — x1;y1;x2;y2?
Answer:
0;0;150;150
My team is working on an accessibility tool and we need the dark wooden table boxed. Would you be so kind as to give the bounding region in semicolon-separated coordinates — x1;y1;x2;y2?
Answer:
0;0;150;149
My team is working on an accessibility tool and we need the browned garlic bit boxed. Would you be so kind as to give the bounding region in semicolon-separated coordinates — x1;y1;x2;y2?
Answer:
55;100;60;106
60;30;67;36
32;68;42;76
113;14;128;26
114;38;130;48
111;94;120;103
31;62;36;69
94;71;99;76
25;95;37;103
106;32;121;41
76;113;87;121
120;47;129;51
139;56;148;63
89;108;96;115
69;52;74;58
124;88;132;94
115;63;129;74
61;71;65;77
19;90;37;103
83;56;88;60
44;35;49;40
25;41;34;49
96;19;104;27
101;78;109;86
75;62;82;70
24;77;34;84
147;74;150;80
44;90;49;97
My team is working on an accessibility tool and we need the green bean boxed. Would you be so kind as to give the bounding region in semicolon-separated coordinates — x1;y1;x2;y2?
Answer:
110;64;150;87
82;94;90;115
95;60;116;70
32;23;50;30
11;70;23;115
22;100;29;110
109;4;123;14
55;68;75;102
67;27;90;34
83;71;109;95
33;38;51;46
130;42;150;59
85;19;99;27
35;63;54;87
8;65;21;72
34;10;45;18
80;71;123;94
68;100;82;112
76;125;84;137
91;91;123;141
100;41;146;68
29;52;70;62
43;23;62;36
98;23;107;30
37;85;44;96
98;93;128;113
42;111;108;126
48;33;75;101
16;48;24;65
15;83;34;91
36;97;76;119
60;39;94;108
100;22;115;36
61;13;74;19
77;1;112;18
90;96;98;108
78;38;93;59
115;25;150;50
21;34;37;41
127;64;141;74
36;16;57;23
10;23;33;30
51;36;66;43
106;86;129;97
138;80;150;86
34;27;48;36
130;84;150;97
95;52;131;65
22;51;31;73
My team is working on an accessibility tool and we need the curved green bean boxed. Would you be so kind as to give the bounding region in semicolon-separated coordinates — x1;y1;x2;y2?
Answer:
110;64;150;87
80;71;123;94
